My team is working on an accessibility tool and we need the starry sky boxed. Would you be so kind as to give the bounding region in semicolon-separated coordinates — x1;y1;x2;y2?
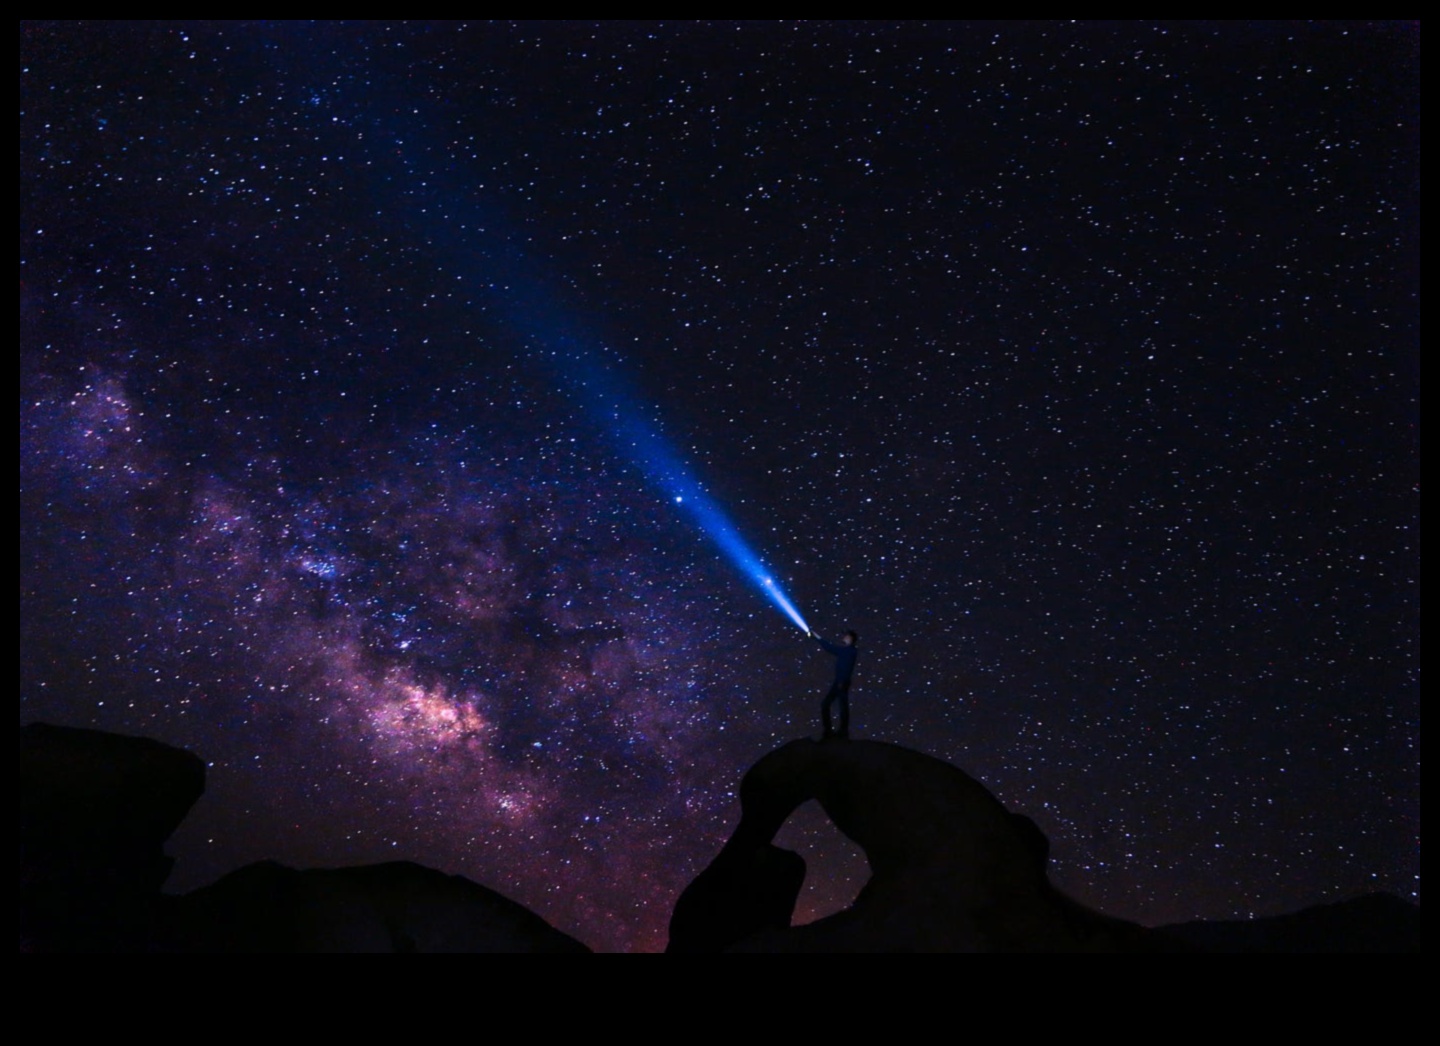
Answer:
20;21;1419;952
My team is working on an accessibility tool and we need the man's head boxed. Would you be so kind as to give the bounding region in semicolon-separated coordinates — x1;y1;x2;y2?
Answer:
843;630;858;646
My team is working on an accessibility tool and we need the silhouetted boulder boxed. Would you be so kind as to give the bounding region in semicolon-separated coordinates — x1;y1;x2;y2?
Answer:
166;860;590;953
20;722;206;951
670;738;1160;952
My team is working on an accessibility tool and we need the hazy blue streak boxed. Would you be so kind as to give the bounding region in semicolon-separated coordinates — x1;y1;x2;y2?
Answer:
303;47;812;634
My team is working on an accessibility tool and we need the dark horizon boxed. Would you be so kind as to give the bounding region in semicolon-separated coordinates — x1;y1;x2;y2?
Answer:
21;21;1419;952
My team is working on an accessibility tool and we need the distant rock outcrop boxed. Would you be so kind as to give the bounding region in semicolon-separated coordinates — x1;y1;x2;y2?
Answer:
668;738;1164;952
1159;893;1421;954
19;722;587;953
167;860;589;953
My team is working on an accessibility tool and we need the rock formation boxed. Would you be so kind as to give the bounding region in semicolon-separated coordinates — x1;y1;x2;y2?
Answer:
21;722;205;951
167;859;589;953
1158;893;1421;954
19;722;587;953
22;722;1415;952
668;737;1163;952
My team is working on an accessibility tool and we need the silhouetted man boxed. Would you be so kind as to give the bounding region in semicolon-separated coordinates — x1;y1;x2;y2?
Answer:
809;629;858;739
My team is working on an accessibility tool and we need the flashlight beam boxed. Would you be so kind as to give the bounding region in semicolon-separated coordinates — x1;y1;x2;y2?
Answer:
609;405;809;633
297;75;809;633
762;576;811;634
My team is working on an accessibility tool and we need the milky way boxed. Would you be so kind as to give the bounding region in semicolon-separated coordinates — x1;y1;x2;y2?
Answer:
21;22;1418;951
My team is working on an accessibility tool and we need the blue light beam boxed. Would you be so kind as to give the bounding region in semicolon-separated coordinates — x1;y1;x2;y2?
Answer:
291;54;811;634
559;343;811;635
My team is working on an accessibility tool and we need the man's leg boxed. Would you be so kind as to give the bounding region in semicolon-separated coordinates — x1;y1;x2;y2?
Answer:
821;684;839;738
836;684;850;739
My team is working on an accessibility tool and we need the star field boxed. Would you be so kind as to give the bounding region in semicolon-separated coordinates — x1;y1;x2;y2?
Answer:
20;21;1418;951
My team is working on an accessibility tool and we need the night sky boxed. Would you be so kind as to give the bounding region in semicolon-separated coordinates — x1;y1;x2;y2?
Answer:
20;21;1419;952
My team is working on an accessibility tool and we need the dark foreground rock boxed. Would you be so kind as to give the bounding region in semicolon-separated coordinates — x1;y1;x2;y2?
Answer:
24;722;1413;952
669;738;1167;952
21;722;205;952
667;842;807;954
20;722;587;952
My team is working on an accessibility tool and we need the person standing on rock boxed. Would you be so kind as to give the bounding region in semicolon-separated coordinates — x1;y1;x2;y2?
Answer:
809;629;859;739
